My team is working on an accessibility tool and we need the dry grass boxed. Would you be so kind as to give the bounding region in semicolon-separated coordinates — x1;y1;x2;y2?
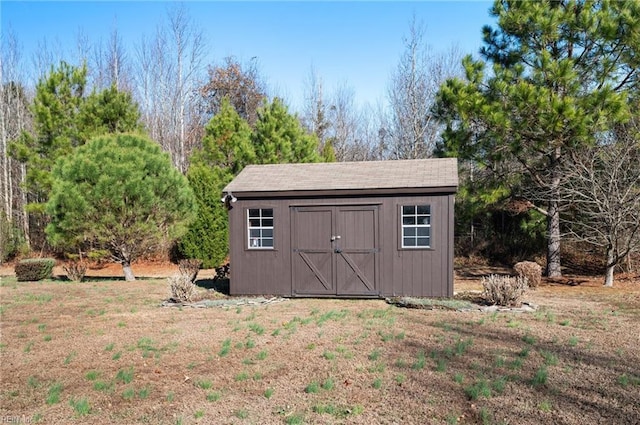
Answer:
0;265;639;424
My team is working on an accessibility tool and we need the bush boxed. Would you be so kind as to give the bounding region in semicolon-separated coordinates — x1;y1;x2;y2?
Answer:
513;261;542;288
63;260;87;282
482;274;528;307
178;259;202;283
168;273;196;302
15;258;56;282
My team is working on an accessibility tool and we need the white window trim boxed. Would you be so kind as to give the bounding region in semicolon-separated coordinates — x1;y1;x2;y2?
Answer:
401;205;431;249
247;208;274;250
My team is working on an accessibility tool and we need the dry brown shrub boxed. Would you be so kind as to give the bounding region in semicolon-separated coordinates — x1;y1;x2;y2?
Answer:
178;259;202;283
482;274;528;307
168;273;196;302
63;261;87;282
513;261;542;288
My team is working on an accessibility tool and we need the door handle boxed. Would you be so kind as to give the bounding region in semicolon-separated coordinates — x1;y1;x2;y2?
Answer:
334;248;342;254
331;235;341;242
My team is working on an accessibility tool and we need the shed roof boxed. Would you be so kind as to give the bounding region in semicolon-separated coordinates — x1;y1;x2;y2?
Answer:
223;158;458;195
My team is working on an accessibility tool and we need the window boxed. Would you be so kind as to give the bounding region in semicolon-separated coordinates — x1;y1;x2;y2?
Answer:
401;205;431;248
247;208;274;249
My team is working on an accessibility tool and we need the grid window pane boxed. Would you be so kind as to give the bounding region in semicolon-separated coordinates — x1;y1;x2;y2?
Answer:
247;208;275;249
402;206;415;215
417;205;430;215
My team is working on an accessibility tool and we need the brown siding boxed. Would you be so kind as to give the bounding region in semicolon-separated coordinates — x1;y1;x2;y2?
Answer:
228;193;454;298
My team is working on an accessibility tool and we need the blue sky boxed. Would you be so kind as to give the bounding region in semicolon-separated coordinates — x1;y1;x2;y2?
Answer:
1;1;494;109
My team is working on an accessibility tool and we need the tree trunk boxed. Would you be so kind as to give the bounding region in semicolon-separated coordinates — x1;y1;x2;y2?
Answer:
546;197;562;278
604;246;615;287
122;261;136;281
546;150;562;278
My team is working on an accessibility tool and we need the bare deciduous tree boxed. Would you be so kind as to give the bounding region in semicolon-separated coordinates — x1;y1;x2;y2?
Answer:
133;5;205;173
385;16;463;159
1;28;32;247
562;129;640;287
200;56;267;128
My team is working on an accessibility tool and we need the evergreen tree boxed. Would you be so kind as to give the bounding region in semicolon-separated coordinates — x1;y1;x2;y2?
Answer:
10;62;143;250
179;99;254;267
252;98;321;164
436;0;639;276
46;134;195;281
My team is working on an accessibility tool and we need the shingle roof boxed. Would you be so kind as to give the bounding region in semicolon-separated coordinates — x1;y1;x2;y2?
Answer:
223;158;458;194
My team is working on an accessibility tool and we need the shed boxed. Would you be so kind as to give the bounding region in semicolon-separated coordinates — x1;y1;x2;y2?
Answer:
222;158;458;298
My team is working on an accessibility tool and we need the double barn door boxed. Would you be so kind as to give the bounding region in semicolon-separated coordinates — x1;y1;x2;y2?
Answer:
291;205;379;296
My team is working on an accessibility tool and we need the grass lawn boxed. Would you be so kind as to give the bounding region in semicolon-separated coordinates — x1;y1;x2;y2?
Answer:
0;270;639;424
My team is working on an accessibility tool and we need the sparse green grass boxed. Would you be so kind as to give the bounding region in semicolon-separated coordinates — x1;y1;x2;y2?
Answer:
234;371;250;382
196;379;212;390
63;351;77;365
394;374;406;385
284;412;305;425
207;391;222;402
219;338;232;357
27;376;39;388
264;387;274;399
479;407;493;425
93;380;114;392
372;378;383;389
194;410;205;419
115;367;134;384
69;397;91;416
104;342;115;351
321;377;335;391
46;382;63;405
434;355;448;373
84;370;100;381
122;387;135;400
539;400;553;412
531;366;548;387
234;408;249;419
540;350;558;366
322;350;336;360
112;351;122;360
617;373;640;387
464;379;492;400
522;334;537;345
412;350;426;370
568;336;579;346
305;381;320;393
453;373;465;384
248;322;265;335
256;349;268;360
368;349;381;361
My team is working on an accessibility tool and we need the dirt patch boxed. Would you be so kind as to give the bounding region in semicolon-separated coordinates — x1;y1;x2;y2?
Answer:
0;265;638;424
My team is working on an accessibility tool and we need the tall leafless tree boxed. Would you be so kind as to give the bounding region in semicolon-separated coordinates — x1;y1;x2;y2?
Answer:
561;126;640;287
1;28;32;247
133;5;205;173
385;16;463;159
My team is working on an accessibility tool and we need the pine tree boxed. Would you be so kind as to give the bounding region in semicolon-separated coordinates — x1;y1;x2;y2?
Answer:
436;0;639;276
252;98;321;164
46;134;195;281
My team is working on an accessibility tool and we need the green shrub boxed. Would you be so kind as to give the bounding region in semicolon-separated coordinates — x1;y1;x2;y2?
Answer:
15;258;56;281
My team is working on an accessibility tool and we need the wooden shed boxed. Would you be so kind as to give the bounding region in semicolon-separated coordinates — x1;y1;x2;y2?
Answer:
222;158;458;298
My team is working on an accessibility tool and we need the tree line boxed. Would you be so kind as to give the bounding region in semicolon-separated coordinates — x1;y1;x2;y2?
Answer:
2;1;639;286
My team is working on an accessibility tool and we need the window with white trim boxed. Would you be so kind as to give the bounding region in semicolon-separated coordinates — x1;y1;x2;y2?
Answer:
401;205;431;248
247;208;274;249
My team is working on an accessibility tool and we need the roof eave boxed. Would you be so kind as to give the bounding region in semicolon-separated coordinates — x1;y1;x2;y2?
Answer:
224;186;458;199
